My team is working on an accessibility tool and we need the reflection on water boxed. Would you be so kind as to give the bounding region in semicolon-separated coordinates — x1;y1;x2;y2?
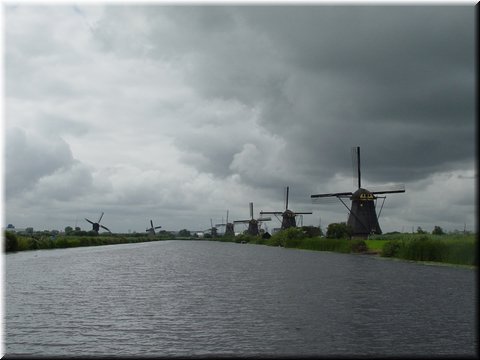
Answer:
5;240;477;356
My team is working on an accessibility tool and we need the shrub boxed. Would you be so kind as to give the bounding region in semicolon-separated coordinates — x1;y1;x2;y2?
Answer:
350;239;367;253
5;231;19;252
269;227;304;248
381;240;402;257
326;222;352;239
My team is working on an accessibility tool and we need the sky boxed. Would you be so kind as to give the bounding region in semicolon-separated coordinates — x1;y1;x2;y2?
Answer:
2;3;476;235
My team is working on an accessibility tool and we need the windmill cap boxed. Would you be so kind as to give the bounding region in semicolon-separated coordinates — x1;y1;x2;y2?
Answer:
351;188;376;200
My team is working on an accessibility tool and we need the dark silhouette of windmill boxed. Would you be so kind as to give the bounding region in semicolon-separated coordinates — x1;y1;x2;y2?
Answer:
310;146;406;237
203;219;218;237
261;186;312;230
85;212;111;235
235;202;271;236
146;220;162;235
215;210;235;236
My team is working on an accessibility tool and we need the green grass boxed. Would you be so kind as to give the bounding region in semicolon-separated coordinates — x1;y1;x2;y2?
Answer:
4;232;171;252
377;233;477;266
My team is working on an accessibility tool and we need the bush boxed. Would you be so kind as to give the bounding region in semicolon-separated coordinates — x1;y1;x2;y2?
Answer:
269;227;304;248
381;240;402;257
350;240;367;253
5;231;19;252
326;222;352;239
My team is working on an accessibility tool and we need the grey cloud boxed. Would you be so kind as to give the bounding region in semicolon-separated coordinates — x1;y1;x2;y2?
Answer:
5;127;75;196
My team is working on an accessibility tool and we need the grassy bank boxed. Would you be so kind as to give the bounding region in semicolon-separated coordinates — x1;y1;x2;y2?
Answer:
4;231;171;252
212;230;477;267
373;233;477;266
5;229;476;267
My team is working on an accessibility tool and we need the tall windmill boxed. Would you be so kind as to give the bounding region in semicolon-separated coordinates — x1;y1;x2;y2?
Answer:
261;186;312;230
85;212;111;235
215;210;235;236
310;146;405;237
234;202;271;236
146;220;162;235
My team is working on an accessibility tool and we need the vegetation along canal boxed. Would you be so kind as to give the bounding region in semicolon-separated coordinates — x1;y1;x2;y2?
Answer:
5;240;477;357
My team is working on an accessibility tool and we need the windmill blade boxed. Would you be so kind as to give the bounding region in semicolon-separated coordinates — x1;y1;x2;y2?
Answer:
294;211;313;215
100;224;111;233
98;212;104;223
311;192;353;198
311;196;346;204
260;211;283;215
234;219;251;224
150;220;154;229
257;217;272;222
85;218;95;225
352;146;361;189
285;186;289;210
249;202;254;219
226;210;229;224
370;184;406;195
154;226;162;230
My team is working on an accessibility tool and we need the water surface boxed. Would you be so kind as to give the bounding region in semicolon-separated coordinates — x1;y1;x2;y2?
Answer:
5;240;477;357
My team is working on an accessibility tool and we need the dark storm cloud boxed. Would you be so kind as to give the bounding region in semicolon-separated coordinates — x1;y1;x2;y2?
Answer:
88;4;475;199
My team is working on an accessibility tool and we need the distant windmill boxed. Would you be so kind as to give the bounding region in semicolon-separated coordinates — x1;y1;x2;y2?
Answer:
215;210;235;236
146;220;162;235
261;186;312;230
203;219;218;237
85;212;111;235
310;146;406;237
234;202;271;236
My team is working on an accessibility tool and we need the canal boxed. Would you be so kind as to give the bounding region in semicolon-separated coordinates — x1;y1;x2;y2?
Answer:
4;240;477;357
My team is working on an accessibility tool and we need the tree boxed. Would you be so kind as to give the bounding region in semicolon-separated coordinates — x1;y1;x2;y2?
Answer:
416;226;427;234
4;231;19;252
432;226;445;235
178;229;191;237
65;226;73;235
301;226;323;237
326;222;352;239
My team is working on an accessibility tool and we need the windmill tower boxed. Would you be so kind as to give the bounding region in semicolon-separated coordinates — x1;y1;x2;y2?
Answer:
85;212;111;235
215;210;235;236
311;146;406;237
234;202;271;236
146;220;162;235
260;186;312;230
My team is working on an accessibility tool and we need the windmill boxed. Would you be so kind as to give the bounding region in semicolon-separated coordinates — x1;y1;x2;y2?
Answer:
215;210;235;236
85;212;111;235
260;186;312;230
310;146;406;237
234;202;271;236
203;219;218;237
146;220;162;235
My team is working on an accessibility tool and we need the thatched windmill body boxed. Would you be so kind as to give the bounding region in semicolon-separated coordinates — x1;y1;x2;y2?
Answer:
215;210;235;236
234;202;271;236
311;146;405;237
146;220;162;235
260;186;312;230
85;212;111;235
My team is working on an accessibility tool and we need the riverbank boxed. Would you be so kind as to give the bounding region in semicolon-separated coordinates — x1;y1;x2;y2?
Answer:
4;229;476;267
213;229;477;267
